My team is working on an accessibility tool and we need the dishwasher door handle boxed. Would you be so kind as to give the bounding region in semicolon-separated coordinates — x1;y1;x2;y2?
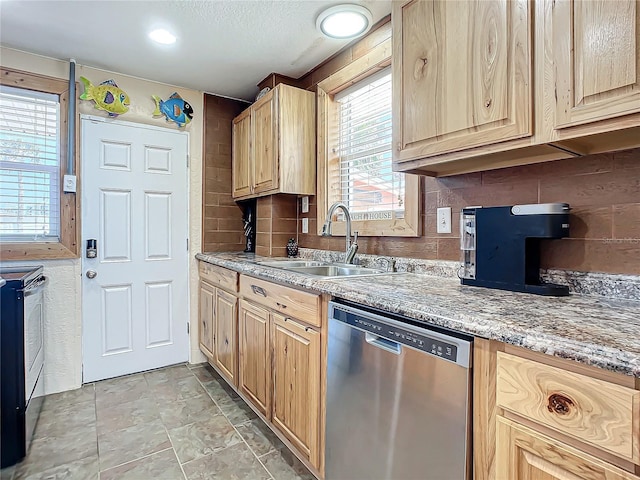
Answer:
365;332;402;355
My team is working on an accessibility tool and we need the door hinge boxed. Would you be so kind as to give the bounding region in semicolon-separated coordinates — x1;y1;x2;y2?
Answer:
187;154;190;168
187;322;190;334
186;238;189;251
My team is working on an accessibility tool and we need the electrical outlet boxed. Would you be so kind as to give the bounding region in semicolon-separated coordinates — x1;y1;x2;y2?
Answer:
301;196;309;213
63;174;77;193
301;218;309;234
437;207;452;234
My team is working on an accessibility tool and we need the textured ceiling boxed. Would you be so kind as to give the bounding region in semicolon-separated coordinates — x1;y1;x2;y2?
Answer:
0;0;391;101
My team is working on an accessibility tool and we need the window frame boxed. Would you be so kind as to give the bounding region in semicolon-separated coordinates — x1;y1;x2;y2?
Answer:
0;67;79;260
316;39;421;237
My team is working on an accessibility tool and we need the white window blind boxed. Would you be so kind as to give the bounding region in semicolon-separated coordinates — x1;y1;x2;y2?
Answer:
332;68;404;222
0;85;60;242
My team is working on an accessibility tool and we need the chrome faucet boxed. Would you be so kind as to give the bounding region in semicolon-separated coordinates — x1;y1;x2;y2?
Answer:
321;202;359;264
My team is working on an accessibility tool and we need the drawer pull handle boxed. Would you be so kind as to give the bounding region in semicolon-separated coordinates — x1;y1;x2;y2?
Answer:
547;393;574;415
276;302;287;309
251;285;267;297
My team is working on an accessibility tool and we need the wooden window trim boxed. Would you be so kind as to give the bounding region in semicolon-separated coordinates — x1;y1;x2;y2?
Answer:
316;38;421;237
0;67;79;260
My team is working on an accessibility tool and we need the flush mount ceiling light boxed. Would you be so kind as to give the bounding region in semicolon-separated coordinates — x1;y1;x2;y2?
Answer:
149;29;176;45
316;4;373;39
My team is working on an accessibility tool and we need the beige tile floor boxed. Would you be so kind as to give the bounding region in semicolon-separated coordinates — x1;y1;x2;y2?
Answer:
1;364;315;480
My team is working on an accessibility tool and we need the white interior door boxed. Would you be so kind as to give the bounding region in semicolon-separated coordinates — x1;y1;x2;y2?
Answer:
81;116;189;382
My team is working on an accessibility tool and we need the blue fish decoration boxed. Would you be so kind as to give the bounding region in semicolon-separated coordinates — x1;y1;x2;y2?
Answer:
152;93;193;127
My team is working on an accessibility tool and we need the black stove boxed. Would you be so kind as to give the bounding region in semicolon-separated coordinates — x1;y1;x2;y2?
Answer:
1;265;47;468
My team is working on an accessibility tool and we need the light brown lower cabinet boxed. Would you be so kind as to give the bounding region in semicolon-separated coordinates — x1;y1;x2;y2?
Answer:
236;274;325;475
238;299;272;419
198;263;239;387
214;289;237;383
475;338;640;480
198;280;215;358
496;417;639;480
271;313;321;469
200;266;325;475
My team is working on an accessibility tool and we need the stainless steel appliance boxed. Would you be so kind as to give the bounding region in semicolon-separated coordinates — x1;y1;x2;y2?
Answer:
326;301;473;480
460;203;571;296
1;265;46;468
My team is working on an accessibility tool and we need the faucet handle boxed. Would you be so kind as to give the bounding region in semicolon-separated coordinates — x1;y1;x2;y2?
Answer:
379;257;396;272
352;231;358;245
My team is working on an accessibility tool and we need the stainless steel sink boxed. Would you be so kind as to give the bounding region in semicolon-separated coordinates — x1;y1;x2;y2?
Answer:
286;265;385;277
256;260;327;268
256;259;386;277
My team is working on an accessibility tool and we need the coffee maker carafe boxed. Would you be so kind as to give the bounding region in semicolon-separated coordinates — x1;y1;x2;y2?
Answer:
460;203;570;296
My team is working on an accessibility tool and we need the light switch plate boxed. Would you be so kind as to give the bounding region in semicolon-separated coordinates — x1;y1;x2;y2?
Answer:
301;218;309;234
301;196;309;213
437;207;452;234
63;174;77;193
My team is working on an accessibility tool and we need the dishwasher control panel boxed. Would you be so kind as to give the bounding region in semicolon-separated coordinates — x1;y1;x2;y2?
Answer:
332;304;459;362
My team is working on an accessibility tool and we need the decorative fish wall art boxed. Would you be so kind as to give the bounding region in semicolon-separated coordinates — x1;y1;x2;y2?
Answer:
152;93;193;127
79;77;130;117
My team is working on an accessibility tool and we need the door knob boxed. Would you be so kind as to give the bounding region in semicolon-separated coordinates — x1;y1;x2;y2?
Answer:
86;270;97;279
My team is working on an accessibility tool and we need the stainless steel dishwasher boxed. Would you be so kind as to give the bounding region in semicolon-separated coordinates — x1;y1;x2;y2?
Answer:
326;301;473;480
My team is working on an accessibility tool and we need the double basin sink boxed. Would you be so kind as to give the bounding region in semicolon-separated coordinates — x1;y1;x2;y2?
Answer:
256;259;386;278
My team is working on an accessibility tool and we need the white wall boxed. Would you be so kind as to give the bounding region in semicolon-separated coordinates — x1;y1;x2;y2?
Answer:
1;47;206;394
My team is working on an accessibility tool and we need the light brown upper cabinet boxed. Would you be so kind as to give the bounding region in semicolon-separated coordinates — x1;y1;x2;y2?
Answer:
551;0;640;143
232;84;316;199
232;109;252;198
393;0;533;162
252;90;278;195
392;0;640;177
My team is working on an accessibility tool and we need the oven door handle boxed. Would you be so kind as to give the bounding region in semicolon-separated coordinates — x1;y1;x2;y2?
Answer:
23;275;48;296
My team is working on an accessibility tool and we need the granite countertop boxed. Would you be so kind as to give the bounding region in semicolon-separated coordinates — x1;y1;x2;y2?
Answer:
196;252;640;378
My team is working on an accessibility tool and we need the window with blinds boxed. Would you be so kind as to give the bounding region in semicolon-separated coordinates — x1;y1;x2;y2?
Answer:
0;85;61;242
331;68;403;222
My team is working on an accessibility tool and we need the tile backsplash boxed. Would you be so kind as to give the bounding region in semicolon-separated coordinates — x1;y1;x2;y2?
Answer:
202;94;247;252
298;148;640;275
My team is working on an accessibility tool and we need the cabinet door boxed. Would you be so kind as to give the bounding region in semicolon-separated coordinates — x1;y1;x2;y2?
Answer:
496;417;639;480
214;289;237;385
232;109;252;198
552;0;640;129
238;300;271;418
271;314;321;469
392;0;532;163
198;281;214;358
252;89;278;194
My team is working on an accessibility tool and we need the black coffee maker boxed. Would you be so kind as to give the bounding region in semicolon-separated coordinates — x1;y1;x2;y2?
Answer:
459;203;570;296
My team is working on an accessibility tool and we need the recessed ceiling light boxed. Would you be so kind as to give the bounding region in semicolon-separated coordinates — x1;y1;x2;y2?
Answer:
149;29;176;45
316;4;373;39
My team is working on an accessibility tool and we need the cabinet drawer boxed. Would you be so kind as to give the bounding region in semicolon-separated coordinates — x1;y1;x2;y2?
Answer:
240;276;321;327
199;262;238;292
496;352;640;463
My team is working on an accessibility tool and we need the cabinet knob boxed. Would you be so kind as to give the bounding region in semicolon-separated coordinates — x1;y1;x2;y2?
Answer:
251;285;267;297
547;393;574;416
